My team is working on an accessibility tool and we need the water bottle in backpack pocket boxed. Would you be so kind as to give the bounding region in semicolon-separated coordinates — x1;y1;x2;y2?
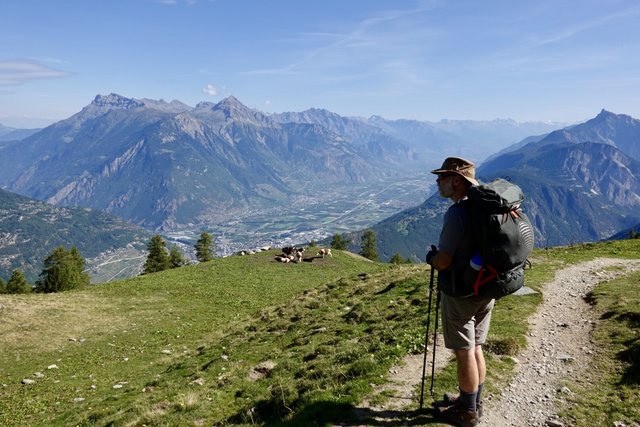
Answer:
463;252;483;290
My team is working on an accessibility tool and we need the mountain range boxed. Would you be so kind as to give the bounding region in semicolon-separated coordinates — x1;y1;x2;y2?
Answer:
0;94;562;233
0;95;409;231
2;94;635;275
369;110;640;260
0;123;41;142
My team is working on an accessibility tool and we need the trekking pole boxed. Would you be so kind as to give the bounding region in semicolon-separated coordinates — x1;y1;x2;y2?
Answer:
419;265;436;410
430;282;442;397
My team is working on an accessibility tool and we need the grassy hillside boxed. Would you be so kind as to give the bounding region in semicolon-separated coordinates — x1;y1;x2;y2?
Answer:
0;188;151;283
1;242;639;426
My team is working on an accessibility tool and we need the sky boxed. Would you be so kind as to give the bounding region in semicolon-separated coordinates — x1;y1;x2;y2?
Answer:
1;0;640;128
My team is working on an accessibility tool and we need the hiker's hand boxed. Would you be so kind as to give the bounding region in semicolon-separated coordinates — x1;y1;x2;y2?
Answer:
426;245;438;265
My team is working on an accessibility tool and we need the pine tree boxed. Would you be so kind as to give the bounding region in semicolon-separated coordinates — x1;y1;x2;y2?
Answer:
360;229;379;261
390;252;404;264
194;232;214;262
35;246;89;293
143;235;171;274
330;233;350;251
6;270;32;294
169;244;187;269
69;247;86;275
0;277;7;294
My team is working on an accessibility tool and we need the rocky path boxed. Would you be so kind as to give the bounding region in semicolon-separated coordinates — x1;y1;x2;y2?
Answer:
482;258;640;427
342;257;640;426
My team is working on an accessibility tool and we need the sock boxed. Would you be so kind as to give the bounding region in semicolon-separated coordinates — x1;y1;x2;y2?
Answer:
476;382;484;404
458;388;477;412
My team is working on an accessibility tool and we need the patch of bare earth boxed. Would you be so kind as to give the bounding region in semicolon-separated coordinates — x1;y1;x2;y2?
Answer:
338;258;640;426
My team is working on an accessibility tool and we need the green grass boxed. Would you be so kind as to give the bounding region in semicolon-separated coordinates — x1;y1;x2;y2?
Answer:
0;249;394;426
1;240;640;426
556;270;640;426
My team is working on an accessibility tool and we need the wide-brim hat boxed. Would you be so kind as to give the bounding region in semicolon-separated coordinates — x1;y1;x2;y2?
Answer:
431;157;479;186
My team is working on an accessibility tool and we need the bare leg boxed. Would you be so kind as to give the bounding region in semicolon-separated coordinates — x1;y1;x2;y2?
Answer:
454;347;479;393
475;344;486;385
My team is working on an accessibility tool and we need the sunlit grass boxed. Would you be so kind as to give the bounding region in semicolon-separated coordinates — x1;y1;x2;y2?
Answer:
557;270;640;426
1;240;639;425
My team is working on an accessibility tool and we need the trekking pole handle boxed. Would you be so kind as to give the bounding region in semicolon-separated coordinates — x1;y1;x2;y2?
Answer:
426;244;438;270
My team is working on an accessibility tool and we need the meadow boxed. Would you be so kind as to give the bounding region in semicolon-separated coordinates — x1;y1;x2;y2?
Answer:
1;241;639;426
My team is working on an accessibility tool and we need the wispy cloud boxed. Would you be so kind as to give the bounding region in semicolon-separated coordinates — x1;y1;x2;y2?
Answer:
470;3;640;77
241;66;299;77
156;0;199;5
0;59;71;86
241;3;436;89
523;4;640;49
202;84;219;96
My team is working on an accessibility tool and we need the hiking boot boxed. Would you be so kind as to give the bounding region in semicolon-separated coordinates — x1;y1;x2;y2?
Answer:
434;401;479;427
437;392;483;418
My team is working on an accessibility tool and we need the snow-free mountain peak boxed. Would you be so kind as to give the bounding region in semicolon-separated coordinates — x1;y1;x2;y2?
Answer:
213;96;267;123
91;93;145;110
140;98;192;114
84;94;191;118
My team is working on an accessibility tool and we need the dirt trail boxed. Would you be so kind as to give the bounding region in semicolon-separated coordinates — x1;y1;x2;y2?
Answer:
340;257;640;426
482;258;640;426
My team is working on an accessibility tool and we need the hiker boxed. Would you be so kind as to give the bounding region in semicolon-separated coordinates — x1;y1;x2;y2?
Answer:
426;157;493;427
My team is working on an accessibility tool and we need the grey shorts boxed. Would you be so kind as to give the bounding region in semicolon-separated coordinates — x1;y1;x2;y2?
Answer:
440;292;495;350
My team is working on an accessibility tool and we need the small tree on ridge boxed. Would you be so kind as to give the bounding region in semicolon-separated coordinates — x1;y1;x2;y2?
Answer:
194;232;215;262
35;246;89;293
6;270;32;294
143;235;171;274
360;229;379;261
390;252;404;265
331;233;350;251
169;244;187;268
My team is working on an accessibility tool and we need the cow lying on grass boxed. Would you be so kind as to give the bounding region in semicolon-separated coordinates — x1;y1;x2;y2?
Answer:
275;247;305;263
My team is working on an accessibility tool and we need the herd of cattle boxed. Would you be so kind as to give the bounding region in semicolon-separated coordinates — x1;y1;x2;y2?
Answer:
234;246;333;263
274;246;333;263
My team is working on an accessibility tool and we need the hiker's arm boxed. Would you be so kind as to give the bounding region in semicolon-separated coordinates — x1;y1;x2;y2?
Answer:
431;250;453;271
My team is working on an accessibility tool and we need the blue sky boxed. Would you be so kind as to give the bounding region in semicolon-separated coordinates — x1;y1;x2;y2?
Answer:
1;0;639;128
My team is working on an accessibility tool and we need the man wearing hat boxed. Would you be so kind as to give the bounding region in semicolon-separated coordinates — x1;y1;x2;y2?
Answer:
427;157;494;427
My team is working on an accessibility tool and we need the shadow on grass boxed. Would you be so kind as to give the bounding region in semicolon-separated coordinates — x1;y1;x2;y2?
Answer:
329;407;440;426
223;401;442;426
279;402;440;426
617;337;640;386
